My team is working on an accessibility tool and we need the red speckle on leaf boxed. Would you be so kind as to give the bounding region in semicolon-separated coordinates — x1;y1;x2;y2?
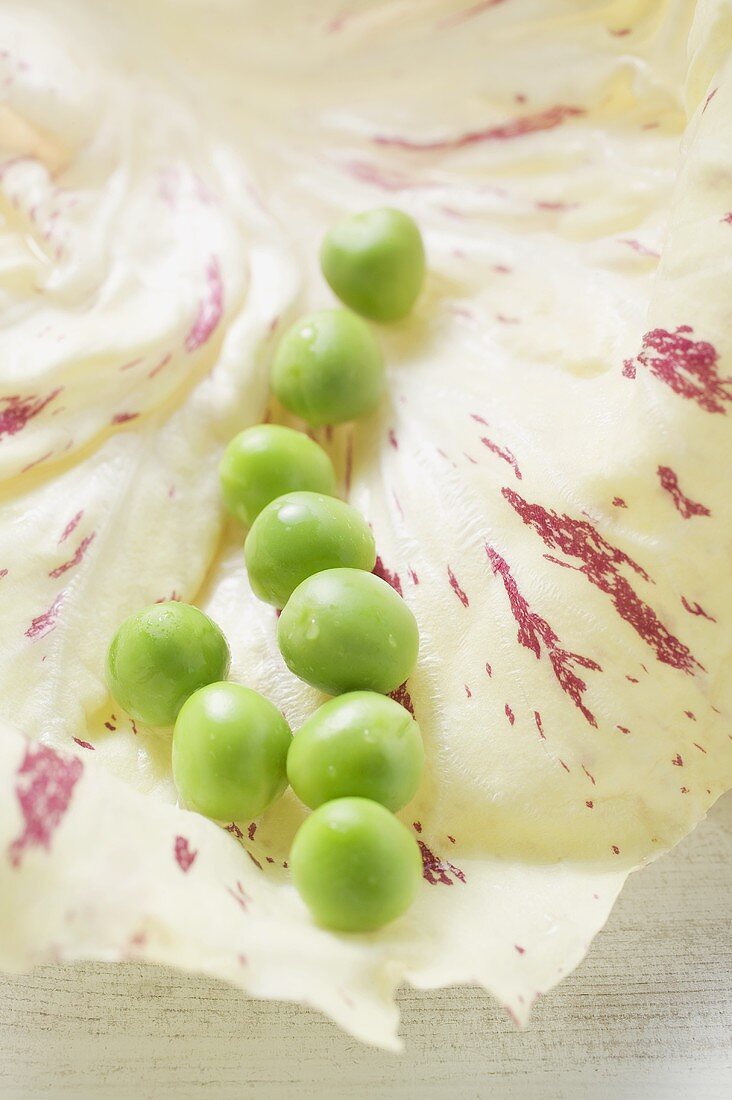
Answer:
25;593;64;640
684;710;696;721
657;466;710;519
148;352;172;379
8;744;83;868
680;786;690;794
343;159;428;192
438;0;506;29
480;436;522;478
119;357;142;373
618;238;659;258
387;429;398;449
534;711;546;739
505;703;515;726
390;682;415;716
514;944;526;955
48;533;96;579
721;212;732;226
502;488;700;675
611;845;620;855
184;256;223;353
447;566;469;607
59;511;83;544
413;821;423;833
672;754;684;766
0;568;7;580
247;822;257;841
247;851;263;871
485;662;493;678
21;450;54;474
464;684;472;698
535;200;578;213
582;765;596;785
226;880;250;912
418;840;466;885
626;327;730;414
326;9;354;33
626;675;639;683
103;721;115;732
703;88;718;112
487;546;601;726
373;105;584;151
408;567;419;585
610;26;631;36
174;835;197;872
493;264;512;274
612;497;627;508
586;800;594;808
111;412;139;426
617;725;631;735
447;834;456;844
373;555;402;596
72;738;94;751
622;361;636;379
226;822;244;840
471;412;489;426
0;387;62;440
693;743;707;754
559;759;571;773
680;596;716;622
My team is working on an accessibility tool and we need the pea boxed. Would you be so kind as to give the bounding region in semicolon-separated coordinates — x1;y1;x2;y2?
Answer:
320;207;425;322
245;491;376;608
287;691;424;811
219;424;336;528
172;682;291;822
271;309;384;426
106;602;230;727
289;797;423;932
277;567;419;696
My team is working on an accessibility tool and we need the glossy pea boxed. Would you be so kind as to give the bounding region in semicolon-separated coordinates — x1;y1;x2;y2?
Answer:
219;424;336;528
320;207;425;322
277;567;419;696
244;491;376;608
289;797;423;932
172;682;291;822
106;601;230;728
287;691;424;811
271;309;384;427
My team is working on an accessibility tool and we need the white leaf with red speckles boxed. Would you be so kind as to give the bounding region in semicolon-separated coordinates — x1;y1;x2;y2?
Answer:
0;0;730;1050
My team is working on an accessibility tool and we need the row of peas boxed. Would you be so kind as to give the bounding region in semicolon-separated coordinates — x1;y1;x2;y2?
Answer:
106;208;427;932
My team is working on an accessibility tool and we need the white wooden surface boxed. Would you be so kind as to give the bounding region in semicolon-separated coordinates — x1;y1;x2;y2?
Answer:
1;794;730;1100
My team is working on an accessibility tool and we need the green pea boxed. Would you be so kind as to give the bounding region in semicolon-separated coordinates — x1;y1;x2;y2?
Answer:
172;682;291;822
244;492;376;608
271;309;384;427
287;691;424;811
289;797;423;932
320;207;425;323
219;424;336;528
106;602;230;727
277;568;419;696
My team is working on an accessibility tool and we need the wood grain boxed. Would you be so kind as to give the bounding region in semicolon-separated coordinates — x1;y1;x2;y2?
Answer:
1;794;730;1100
